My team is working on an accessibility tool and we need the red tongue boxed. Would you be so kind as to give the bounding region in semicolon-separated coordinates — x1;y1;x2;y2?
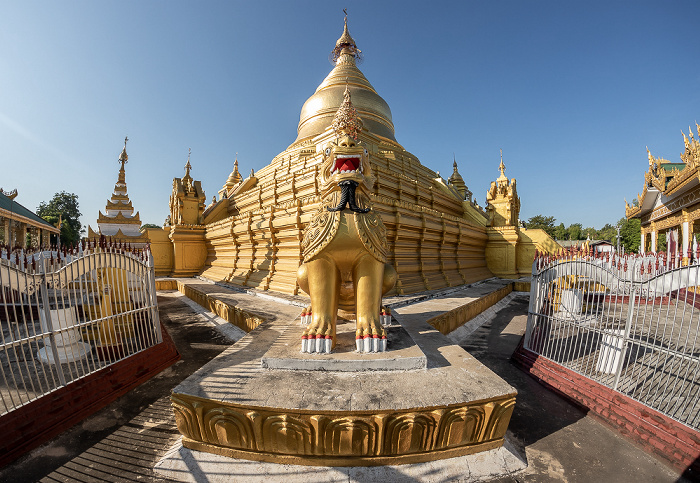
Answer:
336;158;358;172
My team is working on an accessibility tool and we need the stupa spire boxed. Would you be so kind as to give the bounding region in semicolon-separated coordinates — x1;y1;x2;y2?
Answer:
226;153;242;187
497;149;507;181
184;148;192;178
448;155;469;200
331;9;361;63
118;136;128;184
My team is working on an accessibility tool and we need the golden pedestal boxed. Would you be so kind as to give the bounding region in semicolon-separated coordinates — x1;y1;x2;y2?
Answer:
169;225;208;277
169;309;516;466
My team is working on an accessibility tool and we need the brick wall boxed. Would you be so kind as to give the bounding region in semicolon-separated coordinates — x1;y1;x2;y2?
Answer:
0;326;180;467
512;340;700;479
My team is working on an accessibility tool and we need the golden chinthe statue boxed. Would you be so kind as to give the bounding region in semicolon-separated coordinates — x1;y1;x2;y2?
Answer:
297;86;396;353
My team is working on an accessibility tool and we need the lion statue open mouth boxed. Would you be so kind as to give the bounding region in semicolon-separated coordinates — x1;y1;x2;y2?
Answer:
297;86;396;353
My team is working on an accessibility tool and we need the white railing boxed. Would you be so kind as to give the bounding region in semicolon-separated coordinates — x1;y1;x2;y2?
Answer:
0;242;161;416
526;249;700;430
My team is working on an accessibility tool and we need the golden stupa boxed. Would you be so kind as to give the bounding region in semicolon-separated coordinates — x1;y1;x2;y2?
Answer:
88;137;149;247
157;16;550;290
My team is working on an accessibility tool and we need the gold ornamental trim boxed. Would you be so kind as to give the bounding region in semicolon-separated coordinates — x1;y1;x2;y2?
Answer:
171;392;516;466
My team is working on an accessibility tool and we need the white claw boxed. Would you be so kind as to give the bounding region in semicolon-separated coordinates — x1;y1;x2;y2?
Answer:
363;337;371;353
324;338;332;353
315;337;323;353
372;337;379;352
356;339;362;352
301;338;308;353
380;338;387;351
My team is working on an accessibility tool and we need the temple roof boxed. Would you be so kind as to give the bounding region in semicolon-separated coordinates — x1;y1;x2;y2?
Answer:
0;191;59;232
294;15;395;143
626;125;700;222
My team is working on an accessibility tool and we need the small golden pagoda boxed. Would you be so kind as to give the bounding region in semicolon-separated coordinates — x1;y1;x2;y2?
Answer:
485;151;524;278
165;151;208;277
87;137;148;247
448;157;473;202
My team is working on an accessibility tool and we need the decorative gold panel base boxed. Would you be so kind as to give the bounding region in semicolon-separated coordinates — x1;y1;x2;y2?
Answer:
171;393;516;466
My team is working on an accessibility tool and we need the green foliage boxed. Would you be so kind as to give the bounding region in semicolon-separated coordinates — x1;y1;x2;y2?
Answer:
617;217;641;253
523;215;556;237
657;232;667;253
141;223;160;229
522;213;643;252
597;224;617;243
554;223;568;240
568;223;583;240
583;227;597;239
37;191;83;247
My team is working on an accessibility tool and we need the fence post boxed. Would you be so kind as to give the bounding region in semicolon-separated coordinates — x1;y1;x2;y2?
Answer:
145;250;162;343
613;260;636;391
524;258;539;349
38;253;67;386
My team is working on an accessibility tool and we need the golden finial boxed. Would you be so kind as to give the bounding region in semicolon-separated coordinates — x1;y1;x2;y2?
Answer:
185;148;192;176
498;149;506;179
331;83;362;139
226;152;242;186
119;136;129;164
331;9;361;62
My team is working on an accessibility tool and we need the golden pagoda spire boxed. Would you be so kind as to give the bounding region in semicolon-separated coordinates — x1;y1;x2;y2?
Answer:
118;136;128;184
331;9;361;62
185;148;192;178
225;153;242;187
448;155;468;200
497;149;507;181
331;83;362;139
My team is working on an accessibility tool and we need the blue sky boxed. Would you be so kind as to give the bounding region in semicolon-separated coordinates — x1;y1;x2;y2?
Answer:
1;1;699;233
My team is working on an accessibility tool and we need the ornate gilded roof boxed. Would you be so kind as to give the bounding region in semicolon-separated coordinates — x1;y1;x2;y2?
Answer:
626;124;700;221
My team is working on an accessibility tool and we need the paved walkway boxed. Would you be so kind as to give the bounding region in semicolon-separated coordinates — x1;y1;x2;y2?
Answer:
0;282;689;482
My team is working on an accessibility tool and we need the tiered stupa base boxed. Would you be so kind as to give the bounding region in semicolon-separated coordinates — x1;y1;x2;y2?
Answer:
159;308;518;472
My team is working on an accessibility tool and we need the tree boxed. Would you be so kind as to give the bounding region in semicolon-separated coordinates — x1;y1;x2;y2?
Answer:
568;223;583;240
523;215;556;237
141;223;160;229
597;223;617;243
554;223;568;240
37;191;83;247
583;227;597;239
617;217;641;253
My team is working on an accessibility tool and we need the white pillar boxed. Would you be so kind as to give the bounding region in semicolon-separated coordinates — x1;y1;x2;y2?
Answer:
682;221;690;263
641;231;646;255
651;231;657;253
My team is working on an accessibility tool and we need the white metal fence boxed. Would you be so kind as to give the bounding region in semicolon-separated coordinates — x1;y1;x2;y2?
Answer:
526;249;700;430
0;242;161;416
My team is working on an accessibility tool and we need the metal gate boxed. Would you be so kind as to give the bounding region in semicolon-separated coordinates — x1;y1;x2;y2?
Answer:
0;244;161;415
526;250;700;430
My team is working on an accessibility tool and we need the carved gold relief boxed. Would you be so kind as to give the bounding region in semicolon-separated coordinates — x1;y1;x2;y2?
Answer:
171;392;516;465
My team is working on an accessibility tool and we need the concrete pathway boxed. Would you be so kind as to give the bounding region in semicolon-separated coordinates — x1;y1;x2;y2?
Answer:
0;284;689;482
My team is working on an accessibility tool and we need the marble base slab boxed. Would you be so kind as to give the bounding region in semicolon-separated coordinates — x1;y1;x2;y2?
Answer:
260;320;427;371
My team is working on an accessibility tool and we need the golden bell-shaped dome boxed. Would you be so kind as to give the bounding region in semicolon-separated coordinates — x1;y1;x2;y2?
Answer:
295;17;395;143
